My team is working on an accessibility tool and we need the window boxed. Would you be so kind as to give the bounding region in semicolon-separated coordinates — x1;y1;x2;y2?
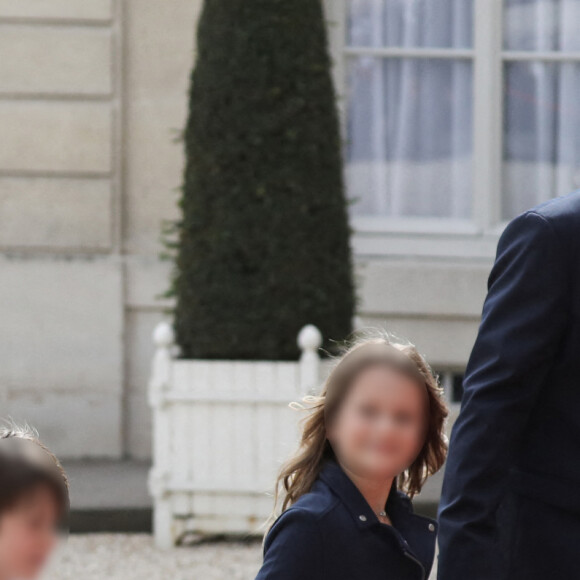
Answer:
435;369;465;406
345;0;474;221
327;0;580;252
502;0;580;219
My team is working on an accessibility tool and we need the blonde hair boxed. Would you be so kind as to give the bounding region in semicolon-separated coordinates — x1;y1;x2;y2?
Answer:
263;328;449;537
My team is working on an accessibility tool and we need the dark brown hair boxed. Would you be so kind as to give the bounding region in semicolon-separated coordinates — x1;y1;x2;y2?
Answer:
0;422;69;521
264;329;449;536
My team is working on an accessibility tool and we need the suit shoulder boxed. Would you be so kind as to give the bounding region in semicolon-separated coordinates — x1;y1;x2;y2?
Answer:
499;203;573;252
524;189;580;243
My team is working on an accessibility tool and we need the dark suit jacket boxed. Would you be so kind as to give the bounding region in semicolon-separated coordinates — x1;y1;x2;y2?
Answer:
437;190;580;579
255;455;438;580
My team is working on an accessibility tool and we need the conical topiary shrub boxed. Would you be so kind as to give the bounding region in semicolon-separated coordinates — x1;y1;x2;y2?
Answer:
168;0;356;361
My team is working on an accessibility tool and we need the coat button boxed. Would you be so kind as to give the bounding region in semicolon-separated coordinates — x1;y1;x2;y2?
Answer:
428;523;435;531
359;514;367;522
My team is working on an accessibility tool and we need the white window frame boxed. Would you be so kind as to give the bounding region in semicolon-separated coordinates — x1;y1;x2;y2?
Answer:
323;0;580;259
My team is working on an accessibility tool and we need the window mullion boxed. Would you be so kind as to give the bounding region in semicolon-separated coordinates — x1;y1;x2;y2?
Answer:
473;0;503;231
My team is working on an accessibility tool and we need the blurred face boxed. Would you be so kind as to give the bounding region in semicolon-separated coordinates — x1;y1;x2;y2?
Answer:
326;363;428;480
0;485;61;580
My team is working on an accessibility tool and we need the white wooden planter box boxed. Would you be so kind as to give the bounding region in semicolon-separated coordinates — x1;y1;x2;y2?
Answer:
148;322;324;548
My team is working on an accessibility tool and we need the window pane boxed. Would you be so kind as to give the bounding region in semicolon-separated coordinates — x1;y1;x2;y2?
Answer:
504;0;580;51
502;61;580;220
347;0;474;49
346;57;473;218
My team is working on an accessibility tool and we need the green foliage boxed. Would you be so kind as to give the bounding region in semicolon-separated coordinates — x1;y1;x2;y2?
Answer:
166;0;356;360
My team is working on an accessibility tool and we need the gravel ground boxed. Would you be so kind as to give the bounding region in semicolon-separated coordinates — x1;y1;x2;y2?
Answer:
43;534;263;580
43;533;438;579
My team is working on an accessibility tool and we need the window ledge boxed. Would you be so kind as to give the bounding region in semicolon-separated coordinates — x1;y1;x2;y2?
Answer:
351;216;481;235
351;227;505;260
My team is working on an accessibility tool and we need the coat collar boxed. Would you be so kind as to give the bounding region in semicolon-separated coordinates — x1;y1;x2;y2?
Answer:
317;455;411;531
317;456;439;575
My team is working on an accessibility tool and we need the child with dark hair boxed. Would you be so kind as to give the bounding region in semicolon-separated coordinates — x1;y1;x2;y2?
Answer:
0;423;69;580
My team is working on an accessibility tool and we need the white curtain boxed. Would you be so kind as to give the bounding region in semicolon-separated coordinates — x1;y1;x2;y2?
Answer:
346;0;580;221
346;0;474;219
503;0;580;219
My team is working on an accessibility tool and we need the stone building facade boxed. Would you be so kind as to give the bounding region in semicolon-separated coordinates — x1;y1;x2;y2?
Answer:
0;0;490;459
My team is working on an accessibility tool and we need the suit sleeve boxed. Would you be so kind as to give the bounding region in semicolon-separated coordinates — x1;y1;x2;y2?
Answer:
436;210;571;580
254;508;324;580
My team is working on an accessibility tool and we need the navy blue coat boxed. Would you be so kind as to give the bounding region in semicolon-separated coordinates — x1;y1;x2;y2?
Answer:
255;456;438;580
437;190;580;580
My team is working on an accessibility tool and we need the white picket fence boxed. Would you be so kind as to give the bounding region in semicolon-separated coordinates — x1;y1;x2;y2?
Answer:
147;322;324;548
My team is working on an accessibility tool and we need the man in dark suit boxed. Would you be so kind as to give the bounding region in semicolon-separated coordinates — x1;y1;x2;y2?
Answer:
436;190;580;579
